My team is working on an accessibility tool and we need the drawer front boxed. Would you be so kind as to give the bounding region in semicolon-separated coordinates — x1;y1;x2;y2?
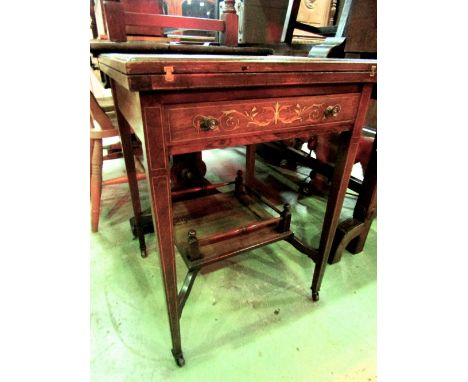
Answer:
166;93;361;143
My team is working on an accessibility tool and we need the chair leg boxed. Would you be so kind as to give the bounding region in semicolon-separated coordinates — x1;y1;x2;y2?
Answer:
90;116;95;179
134;155;145;174
91;138;103;232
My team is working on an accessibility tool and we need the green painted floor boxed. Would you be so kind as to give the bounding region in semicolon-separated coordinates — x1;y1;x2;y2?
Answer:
91;146;377;382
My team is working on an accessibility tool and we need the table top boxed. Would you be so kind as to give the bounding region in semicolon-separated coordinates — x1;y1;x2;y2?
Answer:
98;53;377;91
99;53;376;74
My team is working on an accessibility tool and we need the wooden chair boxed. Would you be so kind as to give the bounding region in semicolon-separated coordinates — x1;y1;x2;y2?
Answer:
90;91;145;232
101;0;238;46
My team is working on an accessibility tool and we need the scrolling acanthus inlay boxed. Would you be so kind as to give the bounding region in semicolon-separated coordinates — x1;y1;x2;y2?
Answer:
193;101;337;132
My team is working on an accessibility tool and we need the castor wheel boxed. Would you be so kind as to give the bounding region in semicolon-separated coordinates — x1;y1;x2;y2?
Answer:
299;182;314;196
312;291;320;302
140;249;148;258
173;354;185;367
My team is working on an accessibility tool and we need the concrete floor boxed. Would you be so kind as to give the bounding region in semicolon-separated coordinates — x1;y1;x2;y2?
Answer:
91;146;377;382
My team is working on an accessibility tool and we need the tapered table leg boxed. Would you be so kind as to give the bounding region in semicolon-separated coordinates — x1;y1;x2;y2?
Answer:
149;173;184;366
140;103;184;366
311;84;374;300
347;135;377;254
110;80;147;257
328;134;377;264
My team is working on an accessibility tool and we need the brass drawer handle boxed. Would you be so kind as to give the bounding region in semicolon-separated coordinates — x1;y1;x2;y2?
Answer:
323;104;341;118
199;117;219;131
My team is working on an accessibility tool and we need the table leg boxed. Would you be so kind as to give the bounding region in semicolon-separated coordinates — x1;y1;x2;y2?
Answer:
141;105;184;366
111;81;147;257
245;144;256;187
148;174;184;366
311;84;374;300
346;135;377;253
328;135;377;263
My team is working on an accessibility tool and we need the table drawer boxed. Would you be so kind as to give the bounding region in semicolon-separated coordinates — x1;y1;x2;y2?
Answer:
166;93;361;143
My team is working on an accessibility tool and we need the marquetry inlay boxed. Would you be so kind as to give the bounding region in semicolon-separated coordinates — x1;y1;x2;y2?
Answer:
192;101;340;132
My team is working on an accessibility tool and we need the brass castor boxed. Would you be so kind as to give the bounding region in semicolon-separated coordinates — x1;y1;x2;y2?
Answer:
174;354;185;367
312;291;320;302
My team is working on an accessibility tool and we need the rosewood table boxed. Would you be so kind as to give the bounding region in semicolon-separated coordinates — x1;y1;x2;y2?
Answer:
97;53;377;366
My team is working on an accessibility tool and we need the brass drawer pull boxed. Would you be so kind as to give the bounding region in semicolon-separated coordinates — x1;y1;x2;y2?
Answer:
323;104;341;118
199;117;219;131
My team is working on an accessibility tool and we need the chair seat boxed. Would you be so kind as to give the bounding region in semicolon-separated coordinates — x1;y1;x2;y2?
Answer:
96;96;114;112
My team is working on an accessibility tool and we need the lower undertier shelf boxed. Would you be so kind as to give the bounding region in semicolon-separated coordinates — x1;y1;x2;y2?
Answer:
172;191;293;269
